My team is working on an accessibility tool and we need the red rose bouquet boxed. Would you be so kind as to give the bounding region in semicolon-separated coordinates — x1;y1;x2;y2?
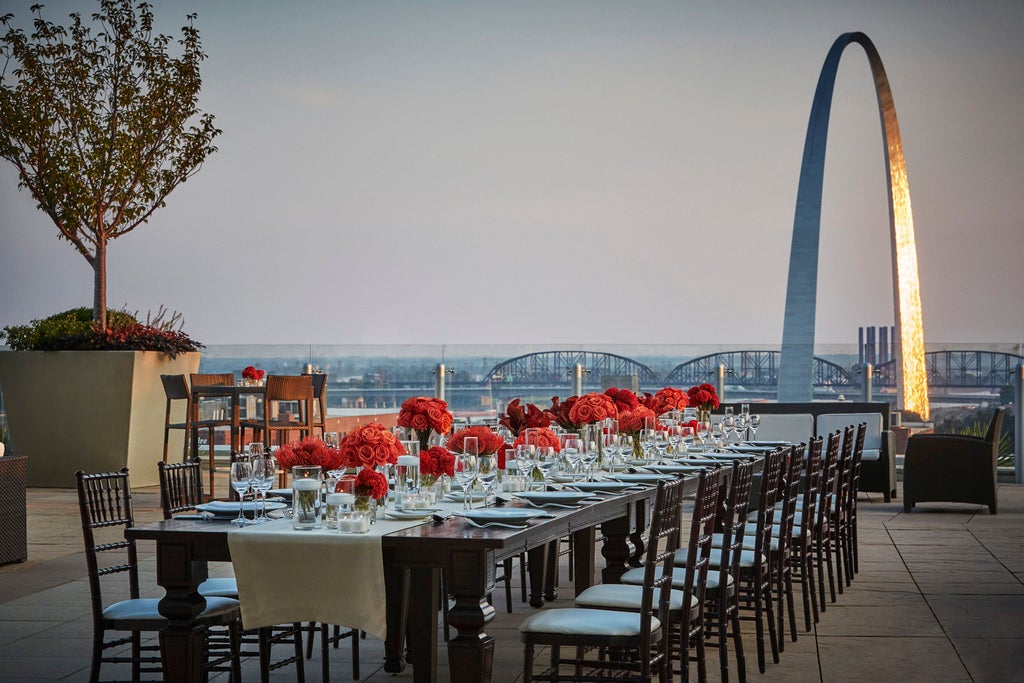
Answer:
617;406;658;437
652;386;689;415
512;427;562;453
338;423;405;469
398;396;454;451
275;436;347;472
687;383;720;417
499;398;552;436
604;387;639;413
420;446;456;486
445;425;507;455
353;467;389;501
241;365;265;381
568;392;618;426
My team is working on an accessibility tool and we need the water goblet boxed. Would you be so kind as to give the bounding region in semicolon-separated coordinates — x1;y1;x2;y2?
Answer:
710;422;726;451
476;452;498;507
735;412;749;443
454;451;478;510
561;434;582;481
722;414;736;444
252;453;277;522
230;460;253;527
640;428;659;463
749;414;761;441
533;446;557;487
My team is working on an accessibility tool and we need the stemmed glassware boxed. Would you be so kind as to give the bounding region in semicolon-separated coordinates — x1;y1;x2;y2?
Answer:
749;414;761;441
640;428;658;464
532;446;557;487
455;436;478;509
561;434;581;482
580;437;599;481
230;459;253;527
251;453;277;523
709;422;726;452
735;412;749;443
476;451;498;507
722;413;736;445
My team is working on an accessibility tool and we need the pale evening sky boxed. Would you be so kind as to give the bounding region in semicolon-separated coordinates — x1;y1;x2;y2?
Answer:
1;0;1022;348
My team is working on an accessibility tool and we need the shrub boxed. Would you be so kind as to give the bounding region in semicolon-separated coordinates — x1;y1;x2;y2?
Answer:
1;307;202;358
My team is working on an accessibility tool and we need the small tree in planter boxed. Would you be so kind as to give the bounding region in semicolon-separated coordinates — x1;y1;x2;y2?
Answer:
0;0;220;331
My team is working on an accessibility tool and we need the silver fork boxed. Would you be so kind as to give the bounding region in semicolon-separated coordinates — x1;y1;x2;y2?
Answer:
463;518;528;530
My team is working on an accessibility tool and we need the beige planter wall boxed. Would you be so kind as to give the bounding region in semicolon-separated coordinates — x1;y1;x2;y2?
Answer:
0;351;201;487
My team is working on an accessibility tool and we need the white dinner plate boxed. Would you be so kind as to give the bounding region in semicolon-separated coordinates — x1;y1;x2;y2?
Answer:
453;508;550;525
385;509;436;521
609;472;676;484
196;500;287;517
445;491;489;502
514;491;594;507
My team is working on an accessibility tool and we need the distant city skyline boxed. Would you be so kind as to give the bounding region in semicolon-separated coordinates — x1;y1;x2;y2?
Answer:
1;0;1022;346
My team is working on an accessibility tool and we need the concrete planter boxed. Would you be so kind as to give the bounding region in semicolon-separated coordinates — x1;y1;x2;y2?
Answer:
0;351;201;487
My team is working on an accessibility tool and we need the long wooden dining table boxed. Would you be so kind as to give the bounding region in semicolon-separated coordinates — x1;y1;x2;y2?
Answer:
125;478;705;682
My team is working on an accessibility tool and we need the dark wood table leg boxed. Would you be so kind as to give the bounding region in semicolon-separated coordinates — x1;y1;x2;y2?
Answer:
154;540;210;683
572;526;597;595
527;543;548;608
543;539;559;602
628;499;648;567
601;510;633;584
406;566;440;683
446;549;497;683
383;564;409;674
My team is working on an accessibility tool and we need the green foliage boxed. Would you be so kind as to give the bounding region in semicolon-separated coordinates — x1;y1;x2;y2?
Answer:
1;306;201;357
951;417;1015;468
0;1;220;328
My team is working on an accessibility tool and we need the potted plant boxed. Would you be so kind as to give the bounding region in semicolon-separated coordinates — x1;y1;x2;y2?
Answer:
0;1;219;486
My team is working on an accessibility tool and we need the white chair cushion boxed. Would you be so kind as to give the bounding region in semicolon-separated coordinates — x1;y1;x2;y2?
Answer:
860;448;881;462
199;577;239;598
103;596;239;624
675;546;761;569
575;583;690;612
619;566;732;593
753;414;813;444
519;607;661;637
816;413;883;450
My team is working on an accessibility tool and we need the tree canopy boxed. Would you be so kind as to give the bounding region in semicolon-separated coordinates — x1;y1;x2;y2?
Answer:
0;0;220;330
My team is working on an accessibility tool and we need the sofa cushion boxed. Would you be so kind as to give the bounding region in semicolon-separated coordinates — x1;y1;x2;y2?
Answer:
752;413;813;444
816;412;883;449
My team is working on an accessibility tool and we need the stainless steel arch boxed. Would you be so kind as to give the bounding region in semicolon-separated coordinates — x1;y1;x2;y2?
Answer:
778;32;929;418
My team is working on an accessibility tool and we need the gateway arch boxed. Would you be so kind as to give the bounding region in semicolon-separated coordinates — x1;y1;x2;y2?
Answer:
778;32;929;419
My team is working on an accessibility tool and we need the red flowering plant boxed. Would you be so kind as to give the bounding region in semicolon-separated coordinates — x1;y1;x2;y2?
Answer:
241;365;265;381
604;387;639;414
446;426;507;456
687;383;720;418
353;467;389;503
420;446;456;486
547;396;578;431
338;423;405;469
617;406;659;438
652;387;689;415
568;392;618;426
398;396;454;451
275;436;348;472
499;398;552;436
512;427;562;453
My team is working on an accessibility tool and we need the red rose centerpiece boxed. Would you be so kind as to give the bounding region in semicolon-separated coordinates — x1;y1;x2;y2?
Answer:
512;427;562;453
617;405;658;459
652;386;690;415
547;396;579;431
687;383;720;423
241;365;265;386
446;425;507;455
568;392;618;427
338;423;405;469
398;396;454;452
276;436;347;472
604;387;639;414
420;446;456;488
352;467;389;512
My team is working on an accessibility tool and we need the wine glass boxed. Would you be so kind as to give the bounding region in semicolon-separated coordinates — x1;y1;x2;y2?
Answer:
580;438;599;481
561;434;581;482
532;446;557;487
619;434;635;464
252;453;277;522
709;422;726;452
513;445;536;489
749;414;761;442
722;413;736;445
640;428;658;463
456;436;479;509
476;452;498;507
230;459;253;527
735;412;749;443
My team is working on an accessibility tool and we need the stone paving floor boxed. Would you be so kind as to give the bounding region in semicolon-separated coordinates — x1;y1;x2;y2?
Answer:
2;477;1023;682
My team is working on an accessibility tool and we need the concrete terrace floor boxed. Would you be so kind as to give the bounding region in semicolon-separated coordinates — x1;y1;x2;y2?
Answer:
2;478;1024;682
